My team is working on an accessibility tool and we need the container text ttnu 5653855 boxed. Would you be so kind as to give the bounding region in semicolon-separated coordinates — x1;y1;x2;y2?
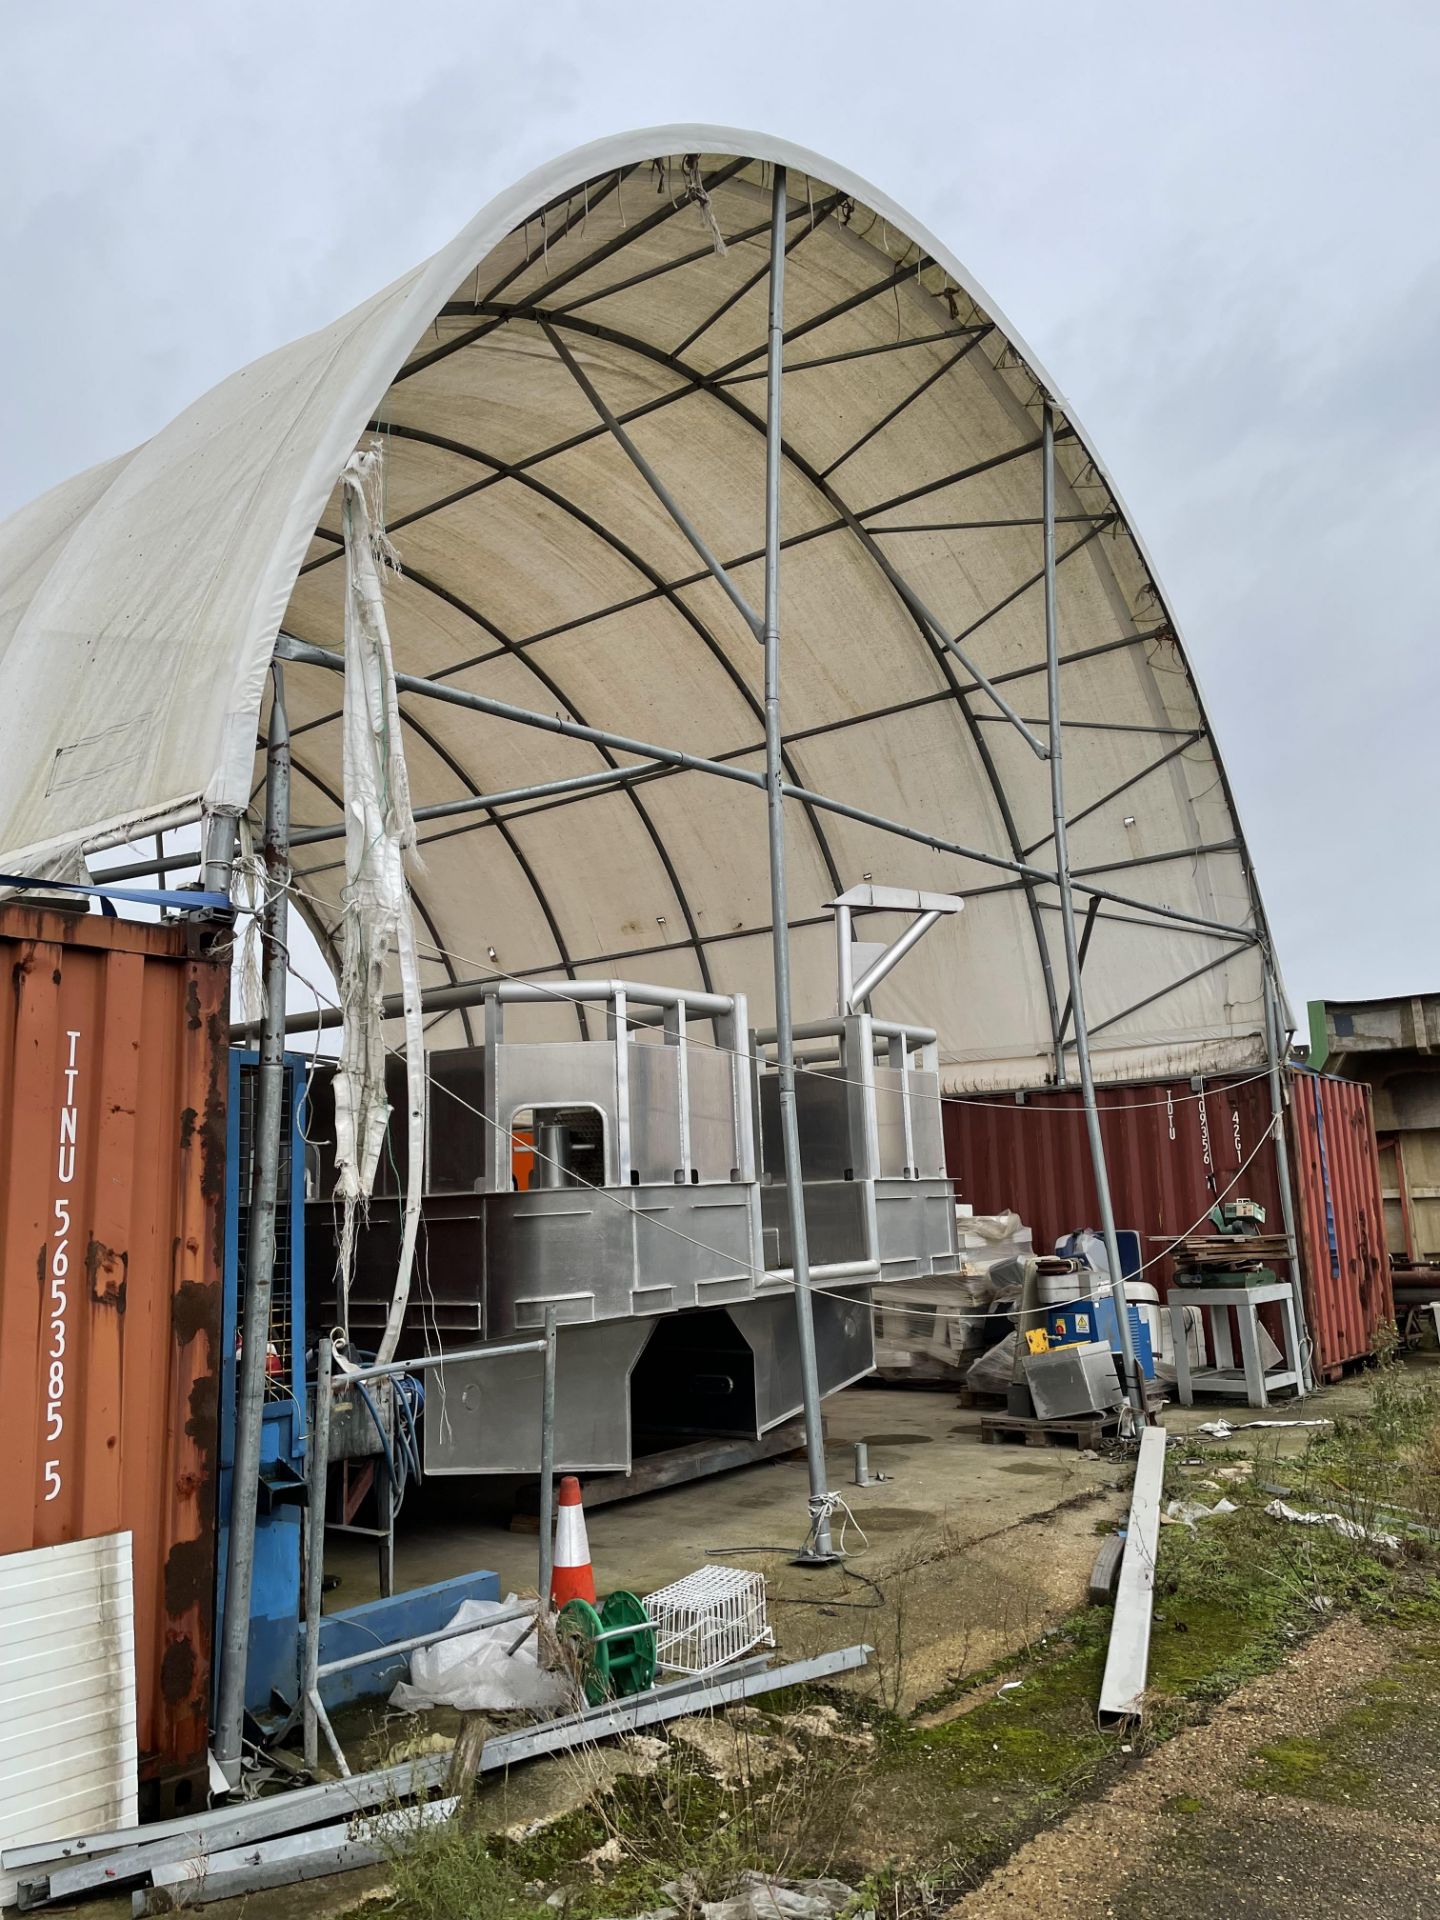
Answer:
0;905;229;1814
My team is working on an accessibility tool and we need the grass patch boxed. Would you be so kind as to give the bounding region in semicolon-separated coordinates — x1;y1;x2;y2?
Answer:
1244;1734;1371;1803
1240;1623;1440;1811
381;1812;549;1920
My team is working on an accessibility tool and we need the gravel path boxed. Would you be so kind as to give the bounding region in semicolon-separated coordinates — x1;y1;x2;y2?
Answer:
948;1615;1440;1919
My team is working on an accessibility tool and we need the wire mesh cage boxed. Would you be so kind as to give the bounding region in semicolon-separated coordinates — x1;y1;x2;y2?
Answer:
643;1565;773;1675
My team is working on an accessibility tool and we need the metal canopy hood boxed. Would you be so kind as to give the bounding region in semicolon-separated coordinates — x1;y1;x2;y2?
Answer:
0;126;1271;1089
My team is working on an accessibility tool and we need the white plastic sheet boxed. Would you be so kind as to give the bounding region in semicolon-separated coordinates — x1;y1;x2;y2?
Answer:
389;1597;570;1714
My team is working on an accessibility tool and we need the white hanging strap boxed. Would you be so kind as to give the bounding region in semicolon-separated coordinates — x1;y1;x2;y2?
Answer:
333;444;425;1367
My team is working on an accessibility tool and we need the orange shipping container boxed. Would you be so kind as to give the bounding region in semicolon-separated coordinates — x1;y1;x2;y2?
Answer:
0;905;228;1814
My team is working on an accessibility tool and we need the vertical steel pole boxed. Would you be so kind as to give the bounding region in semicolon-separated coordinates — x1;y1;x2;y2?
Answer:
301;1335;333;1771
761;165;836;1561
1042;406;1143;1413
214;662;292;1782
200;804;240;901
537;1307;559;1608
1264;963;1314;1388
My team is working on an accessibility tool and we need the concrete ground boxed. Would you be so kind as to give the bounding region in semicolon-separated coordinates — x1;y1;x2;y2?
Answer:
330;1375;1371;1578
326;1383;1133;1710
326;1371;1375;1716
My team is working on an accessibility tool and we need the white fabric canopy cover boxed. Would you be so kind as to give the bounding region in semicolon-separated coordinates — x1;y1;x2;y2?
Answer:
0;127;1273;1089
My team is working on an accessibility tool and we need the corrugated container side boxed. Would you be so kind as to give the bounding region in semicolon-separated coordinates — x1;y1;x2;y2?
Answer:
1285;1073;1392;1374
0;906;228;1813
943;1067;1392;1379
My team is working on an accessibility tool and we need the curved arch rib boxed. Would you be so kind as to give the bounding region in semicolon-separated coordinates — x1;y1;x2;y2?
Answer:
512;305;1070;1067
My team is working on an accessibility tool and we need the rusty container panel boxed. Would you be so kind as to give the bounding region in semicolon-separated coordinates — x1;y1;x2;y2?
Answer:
0;906;227;1812
1285;1072;1392;1376
943;1066;1392;1380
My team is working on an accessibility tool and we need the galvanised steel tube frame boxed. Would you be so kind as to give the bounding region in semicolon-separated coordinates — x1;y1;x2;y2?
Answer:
301;1330;553;1772
272;633;1256;946
541;318;765;642
215;660;292;1784
760;164;837;1563
1042;403;1143;1414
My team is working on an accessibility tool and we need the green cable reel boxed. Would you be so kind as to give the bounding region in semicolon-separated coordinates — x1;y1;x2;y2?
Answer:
558;1590;657;1705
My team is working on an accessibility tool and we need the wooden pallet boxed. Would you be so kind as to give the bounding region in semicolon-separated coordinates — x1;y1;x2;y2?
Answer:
979;1385;1168;1448
979;1408;1120;1449
955;1383;1011;1410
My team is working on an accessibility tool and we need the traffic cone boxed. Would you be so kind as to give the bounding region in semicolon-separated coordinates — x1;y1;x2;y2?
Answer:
551;1475;597;1608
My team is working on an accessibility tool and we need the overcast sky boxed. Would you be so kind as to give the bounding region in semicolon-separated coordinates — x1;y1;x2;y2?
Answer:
5;1;1437;1015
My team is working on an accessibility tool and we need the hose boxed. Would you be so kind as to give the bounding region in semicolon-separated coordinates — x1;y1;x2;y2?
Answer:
355;1380;403;1520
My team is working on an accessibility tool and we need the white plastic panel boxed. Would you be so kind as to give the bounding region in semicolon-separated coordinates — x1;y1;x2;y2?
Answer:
0;1531;137;1905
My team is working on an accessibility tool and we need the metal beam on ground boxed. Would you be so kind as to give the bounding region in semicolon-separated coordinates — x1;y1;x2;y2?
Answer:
14;1650;870;1908
1098;1424;1167;1726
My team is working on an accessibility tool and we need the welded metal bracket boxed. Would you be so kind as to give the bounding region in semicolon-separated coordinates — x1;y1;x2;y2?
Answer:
830;881;963;1014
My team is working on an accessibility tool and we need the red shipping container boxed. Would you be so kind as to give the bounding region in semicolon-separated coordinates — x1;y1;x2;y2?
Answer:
0;905;228;1813
943;1066;1391;1381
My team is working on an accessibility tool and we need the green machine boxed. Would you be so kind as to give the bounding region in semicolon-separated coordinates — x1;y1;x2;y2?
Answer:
558;1591;658;1706
1174;1196;1287;1288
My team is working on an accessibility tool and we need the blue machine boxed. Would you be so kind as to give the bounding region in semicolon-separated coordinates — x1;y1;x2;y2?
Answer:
1054;1228;1143;1285
215;1050;309;1719
1046;1229;1156;1379
1045;1295;1155;1379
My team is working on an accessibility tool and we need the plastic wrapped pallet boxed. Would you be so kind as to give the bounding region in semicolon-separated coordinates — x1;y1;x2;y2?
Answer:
871;1232;1029;1383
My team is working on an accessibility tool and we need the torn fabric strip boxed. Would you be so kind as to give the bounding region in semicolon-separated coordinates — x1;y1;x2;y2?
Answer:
333;445;426;1366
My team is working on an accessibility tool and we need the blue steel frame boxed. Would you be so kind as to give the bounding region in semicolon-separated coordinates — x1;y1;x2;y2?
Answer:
214;1049;309;1717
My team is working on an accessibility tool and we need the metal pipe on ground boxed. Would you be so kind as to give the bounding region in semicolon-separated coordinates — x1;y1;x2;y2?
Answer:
213;662;291;1786
20;1650;871;1910
1041;404;1143;1415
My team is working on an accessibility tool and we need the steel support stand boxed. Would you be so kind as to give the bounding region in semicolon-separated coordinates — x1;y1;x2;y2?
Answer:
1041;406;1143;1415
1264;962;1314;1388
301;1335;334;1773
756;167;836;1563
214;662;292;1784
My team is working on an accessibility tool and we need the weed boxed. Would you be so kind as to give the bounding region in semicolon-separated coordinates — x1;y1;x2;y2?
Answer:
376;1804;548;1920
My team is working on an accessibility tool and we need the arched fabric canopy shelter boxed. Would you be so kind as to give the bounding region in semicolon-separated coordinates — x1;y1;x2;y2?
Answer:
0;126;1277;1089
